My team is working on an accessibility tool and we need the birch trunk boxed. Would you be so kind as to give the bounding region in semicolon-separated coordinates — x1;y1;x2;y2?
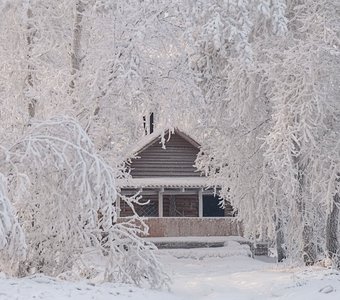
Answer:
292;139;316;265
26;6;36;119
326;191;340;268
70;0;84;98
275;218;286;262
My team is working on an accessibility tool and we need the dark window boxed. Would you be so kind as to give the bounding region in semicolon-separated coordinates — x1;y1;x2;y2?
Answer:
203;195;225;217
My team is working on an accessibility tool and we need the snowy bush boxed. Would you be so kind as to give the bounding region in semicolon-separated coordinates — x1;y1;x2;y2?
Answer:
1;116;167;288
0;173;26;275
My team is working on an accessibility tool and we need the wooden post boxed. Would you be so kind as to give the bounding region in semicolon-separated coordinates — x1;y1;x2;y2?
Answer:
198;189;203;217
116;196;121;218
158;190;163;217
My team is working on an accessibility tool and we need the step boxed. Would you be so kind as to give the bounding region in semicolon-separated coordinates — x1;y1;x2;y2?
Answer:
143;236;269;256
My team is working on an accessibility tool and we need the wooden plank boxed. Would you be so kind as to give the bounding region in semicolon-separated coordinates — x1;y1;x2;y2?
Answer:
129;217;243;237
132;161;196;166
131;171;202;177
130;132;201;178
116;196;121;218
158;191;163;217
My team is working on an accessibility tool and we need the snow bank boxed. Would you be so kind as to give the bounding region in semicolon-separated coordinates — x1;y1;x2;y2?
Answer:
0;273;181;300
158;240;252;259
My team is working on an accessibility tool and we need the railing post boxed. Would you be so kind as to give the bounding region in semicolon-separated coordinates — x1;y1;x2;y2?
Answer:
158;190;163;217
198;189;203;217
116;196;121;218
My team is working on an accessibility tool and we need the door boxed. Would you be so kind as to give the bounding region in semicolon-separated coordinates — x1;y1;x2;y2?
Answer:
203;195;225;217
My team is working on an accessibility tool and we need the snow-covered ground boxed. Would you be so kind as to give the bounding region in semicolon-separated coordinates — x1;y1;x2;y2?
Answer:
160;251;340;300
0;245;340;300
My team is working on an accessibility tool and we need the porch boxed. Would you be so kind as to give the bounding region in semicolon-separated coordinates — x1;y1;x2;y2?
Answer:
117;178;234;218
116;177;240;237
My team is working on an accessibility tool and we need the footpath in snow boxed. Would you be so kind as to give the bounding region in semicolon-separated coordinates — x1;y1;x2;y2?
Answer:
159;250;340;300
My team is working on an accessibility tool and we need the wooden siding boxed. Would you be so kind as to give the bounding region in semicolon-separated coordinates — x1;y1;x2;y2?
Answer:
117;217;243;237
129;133;201;178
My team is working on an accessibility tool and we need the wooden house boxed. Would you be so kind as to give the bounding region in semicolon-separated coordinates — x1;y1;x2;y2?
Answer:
116;128;242;237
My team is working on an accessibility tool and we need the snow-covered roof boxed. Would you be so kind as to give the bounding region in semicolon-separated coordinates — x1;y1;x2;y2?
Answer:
116;177;212;189
120;128;206;189
131;128;200;156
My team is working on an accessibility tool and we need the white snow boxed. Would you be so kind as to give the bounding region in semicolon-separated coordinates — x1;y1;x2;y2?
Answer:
116;176;210;188
144;235;249;243
1;244;340;300
158;240;252;259
160;252;340;300
0;274;178;300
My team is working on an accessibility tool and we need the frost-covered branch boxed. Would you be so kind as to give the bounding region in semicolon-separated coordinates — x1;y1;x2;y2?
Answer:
0;172;26;275
2;116;168;287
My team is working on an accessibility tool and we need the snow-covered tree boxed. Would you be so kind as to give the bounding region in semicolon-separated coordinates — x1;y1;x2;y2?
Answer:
187;0;340;266
0;1;202;284
0;0;339;274
260;0;340;264
0;0;201;157
0;172;26;275
0;117;167;287
187;0;287;240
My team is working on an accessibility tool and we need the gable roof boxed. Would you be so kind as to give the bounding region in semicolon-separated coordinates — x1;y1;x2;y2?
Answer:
118;128;219;188
131;128;201;156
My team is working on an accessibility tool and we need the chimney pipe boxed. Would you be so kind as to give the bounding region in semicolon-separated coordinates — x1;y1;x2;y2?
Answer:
150;112;154;134
143;112;154;135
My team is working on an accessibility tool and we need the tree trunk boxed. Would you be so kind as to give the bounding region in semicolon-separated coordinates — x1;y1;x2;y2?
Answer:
302;224;316;265
292;139;316;265
26;6;37;119
69;0;85;97
275;218;286;262
326;192;340;268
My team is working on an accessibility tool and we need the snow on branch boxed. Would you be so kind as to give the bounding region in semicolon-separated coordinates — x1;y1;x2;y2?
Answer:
5;116;167;288
0;172;26;275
